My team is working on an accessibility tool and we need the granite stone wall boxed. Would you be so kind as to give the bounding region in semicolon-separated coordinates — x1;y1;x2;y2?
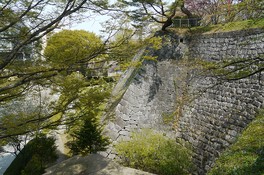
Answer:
188;28;264;60
104;33;183;159
104;29;264;174
178;28;264;174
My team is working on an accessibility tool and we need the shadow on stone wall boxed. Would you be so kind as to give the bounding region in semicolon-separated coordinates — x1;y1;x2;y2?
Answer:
104;28;264;175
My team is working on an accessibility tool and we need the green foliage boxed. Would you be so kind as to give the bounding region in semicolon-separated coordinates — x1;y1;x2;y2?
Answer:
0;88;54;141
0;29;113;140
208;110;264;175
162;112;175;124
197;55;264;81
21;155;43;175
56;72;112;127
108;34;142;70
4;134;57;175
44;30;104;70
108;34;162;71
142;55;158;62
66;116;110;156
115;129;193;175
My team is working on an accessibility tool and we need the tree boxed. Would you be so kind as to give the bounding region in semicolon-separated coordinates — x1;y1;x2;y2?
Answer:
184;0;222;24
0;29;112;141
0;0;110;111
228;0;264;21
117;0;193;31
0;0;107;70
66;116;110;155
44;30;106;77
0;1;140;142
0;86;52;142
185;0;263;24
107;29;142;70
0;0;109;98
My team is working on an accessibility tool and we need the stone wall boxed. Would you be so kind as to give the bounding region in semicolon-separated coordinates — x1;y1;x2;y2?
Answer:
188;28;264;60
104;33;183;159
104;29;264;174
178;28;264;174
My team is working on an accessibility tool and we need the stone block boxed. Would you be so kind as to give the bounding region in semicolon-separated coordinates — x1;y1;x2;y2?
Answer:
253;101;261;108
99;151;108;157
107;131;120;141
119;99;128;107
108;153;116;159
120;114;130;121
228;130;237;137
117;135;130;142
115;116;126;129
119;130;130;136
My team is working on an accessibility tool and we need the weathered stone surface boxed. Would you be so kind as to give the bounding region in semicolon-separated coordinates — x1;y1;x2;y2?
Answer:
44;154;155;175
104;28;264;175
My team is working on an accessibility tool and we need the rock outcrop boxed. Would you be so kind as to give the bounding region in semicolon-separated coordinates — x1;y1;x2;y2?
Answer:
44;154;155;175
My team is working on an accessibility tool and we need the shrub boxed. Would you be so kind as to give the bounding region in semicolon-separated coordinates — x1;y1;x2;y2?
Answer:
4;134;57;175
115;129;193;175
208;110;264;175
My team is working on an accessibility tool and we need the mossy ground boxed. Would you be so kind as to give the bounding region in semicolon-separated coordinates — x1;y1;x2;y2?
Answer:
190;18;264;34
169;18;264;35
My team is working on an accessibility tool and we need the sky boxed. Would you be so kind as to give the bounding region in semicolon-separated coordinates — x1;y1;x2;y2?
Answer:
69;15;109;35
66;0;117;36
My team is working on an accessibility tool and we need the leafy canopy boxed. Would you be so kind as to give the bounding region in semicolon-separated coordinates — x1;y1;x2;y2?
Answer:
44;30;104;68
0;30;111;141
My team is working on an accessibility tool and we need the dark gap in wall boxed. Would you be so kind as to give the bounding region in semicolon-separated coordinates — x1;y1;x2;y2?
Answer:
180;38;184;43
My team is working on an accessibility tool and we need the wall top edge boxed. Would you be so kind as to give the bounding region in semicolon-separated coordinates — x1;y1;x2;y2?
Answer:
190;27;264;38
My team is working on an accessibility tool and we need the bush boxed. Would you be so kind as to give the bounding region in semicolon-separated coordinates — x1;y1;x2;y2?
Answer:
4;134;57;175
115;129;193;175
208;110;264;175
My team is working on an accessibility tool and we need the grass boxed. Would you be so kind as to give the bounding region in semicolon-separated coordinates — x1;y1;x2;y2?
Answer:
208;110;264;175
187;18;264;34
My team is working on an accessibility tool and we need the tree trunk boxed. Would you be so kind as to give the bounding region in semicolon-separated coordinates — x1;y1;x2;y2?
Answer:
162;17;173;31
181;5;193;18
